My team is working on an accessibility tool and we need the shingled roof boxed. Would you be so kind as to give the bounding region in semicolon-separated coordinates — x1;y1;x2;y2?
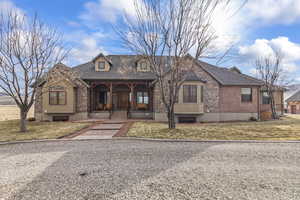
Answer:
72;54;262;85
196;60;264;86
73;55;156;81
286;90;300;102
73;55;206;82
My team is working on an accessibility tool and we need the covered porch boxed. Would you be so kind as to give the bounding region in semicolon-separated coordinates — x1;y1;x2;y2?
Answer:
88;81;154;119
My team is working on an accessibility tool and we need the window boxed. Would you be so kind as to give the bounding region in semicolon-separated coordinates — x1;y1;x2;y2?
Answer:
138;61;149;71
183;85;197;103
137;91;149;104
262;92;271;104
241;88;252;102
178;117;196;123
53;116;69;121
99;91;107;104
49;86;66;105
97;61;105;71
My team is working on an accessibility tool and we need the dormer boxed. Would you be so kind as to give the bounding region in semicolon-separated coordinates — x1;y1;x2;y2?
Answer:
137;59;150;72
92;53;111;72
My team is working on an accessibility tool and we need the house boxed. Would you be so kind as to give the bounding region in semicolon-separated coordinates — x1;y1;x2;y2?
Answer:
286;90;300;114
34;53;284;122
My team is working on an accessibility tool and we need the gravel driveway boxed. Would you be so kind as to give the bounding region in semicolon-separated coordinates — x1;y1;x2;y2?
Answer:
0;140;299;200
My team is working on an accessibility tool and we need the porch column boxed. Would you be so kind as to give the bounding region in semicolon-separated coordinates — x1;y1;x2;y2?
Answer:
148;85;153;112
130;83;135;110
91;86;94;112
110;82;113;111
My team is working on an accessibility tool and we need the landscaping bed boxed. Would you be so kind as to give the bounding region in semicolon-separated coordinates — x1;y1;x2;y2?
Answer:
127;116;300;141
0;120;92;142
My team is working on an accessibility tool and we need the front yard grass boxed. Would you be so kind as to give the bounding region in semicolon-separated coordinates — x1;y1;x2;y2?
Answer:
127;116;300;141
0;120;91;142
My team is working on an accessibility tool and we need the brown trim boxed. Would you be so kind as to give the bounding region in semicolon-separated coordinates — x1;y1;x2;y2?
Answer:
241;87;253;103
183;85;197;103
49;91;67;105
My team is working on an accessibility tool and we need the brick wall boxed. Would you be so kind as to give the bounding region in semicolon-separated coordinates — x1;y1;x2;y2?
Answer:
219;86;259;113
260;90;284;113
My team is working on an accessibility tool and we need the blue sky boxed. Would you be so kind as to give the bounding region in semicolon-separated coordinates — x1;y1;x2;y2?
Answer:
2;0;300;82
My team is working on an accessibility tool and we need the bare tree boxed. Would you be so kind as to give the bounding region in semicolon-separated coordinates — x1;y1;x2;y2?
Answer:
0;11;68;132
255;52;289;119
118;0;233;128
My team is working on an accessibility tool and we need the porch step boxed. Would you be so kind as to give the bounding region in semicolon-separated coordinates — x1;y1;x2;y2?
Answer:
102;121;126;124
111;111;128;121
91;124;123;130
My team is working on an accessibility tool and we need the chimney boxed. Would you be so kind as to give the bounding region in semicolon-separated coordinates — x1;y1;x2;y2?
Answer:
229;66;242;74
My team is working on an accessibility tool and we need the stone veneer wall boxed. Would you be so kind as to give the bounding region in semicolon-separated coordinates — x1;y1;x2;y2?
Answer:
34;87;44;121
75;83;89;114
34;80;89;121
193;64;220;113
153;61;221;121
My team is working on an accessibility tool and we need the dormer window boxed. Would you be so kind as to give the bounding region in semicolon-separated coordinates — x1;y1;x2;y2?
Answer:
137;60;150;72
96;61;105;71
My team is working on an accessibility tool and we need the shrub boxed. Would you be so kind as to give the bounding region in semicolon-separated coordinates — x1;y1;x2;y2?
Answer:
27;117;36;122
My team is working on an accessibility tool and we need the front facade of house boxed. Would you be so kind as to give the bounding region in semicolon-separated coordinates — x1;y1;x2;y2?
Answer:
34;54;284;122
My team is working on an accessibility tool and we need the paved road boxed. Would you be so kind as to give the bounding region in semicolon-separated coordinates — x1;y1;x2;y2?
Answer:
0;140;299;200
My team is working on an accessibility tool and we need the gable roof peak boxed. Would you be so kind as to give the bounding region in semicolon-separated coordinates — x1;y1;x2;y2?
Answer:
92;52;112;64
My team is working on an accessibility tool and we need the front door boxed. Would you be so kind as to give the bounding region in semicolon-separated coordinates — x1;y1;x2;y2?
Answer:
291;105;297;114
118;92;129;110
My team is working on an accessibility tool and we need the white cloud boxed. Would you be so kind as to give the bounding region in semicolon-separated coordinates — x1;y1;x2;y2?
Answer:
0;0;24;15
249;68;258;76
79;0;137;24
238;37;300;72
210;0;247;51
67;21;82;28
65;30;108;65
244;0;300;25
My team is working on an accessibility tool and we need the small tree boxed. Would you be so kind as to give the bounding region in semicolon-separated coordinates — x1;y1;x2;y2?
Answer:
0;11;68;132
255;52;289;119
118;0;233;128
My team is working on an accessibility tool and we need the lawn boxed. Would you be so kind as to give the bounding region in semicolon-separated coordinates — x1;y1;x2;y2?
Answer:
127;116;300;141
0;120;91;142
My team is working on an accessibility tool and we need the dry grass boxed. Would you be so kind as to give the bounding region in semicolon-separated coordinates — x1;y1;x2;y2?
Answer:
0;120;91;142
127;116;300;141
0;105;34;121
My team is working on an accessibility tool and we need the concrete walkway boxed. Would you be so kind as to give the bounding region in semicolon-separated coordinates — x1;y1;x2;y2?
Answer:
73;121;125;140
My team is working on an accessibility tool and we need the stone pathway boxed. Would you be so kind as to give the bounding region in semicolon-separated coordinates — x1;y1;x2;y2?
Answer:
73;121;126;140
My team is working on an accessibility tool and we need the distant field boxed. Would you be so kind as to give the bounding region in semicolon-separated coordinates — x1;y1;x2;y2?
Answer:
0;95;15;105
0;105;34;121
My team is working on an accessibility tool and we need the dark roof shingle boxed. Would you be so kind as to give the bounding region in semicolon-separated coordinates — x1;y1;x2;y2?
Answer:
73;55;156;81
196;61;264;86
72;54;263;86
286;90;300;102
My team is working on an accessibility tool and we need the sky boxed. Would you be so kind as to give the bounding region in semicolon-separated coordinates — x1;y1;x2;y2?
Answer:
1;0;300;82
